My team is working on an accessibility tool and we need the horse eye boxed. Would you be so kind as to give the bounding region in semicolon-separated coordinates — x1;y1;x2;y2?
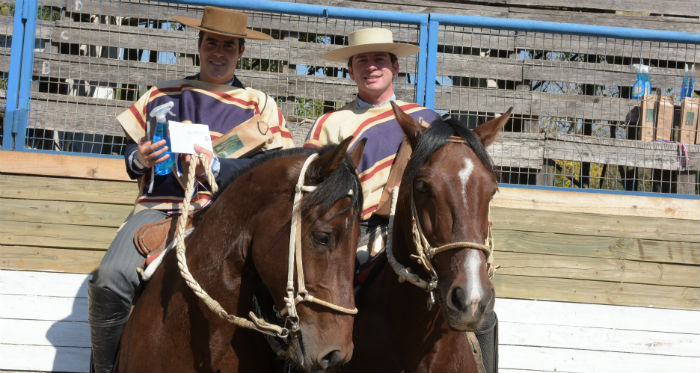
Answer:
415;180;430;193
312;231;331;246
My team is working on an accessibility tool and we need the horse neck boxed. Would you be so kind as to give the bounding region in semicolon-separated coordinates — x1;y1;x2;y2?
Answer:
182;187;260;312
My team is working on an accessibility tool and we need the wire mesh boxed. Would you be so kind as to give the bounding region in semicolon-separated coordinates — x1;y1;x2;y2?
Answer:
434;24;700;195
7;0;700;195
21;0;422;152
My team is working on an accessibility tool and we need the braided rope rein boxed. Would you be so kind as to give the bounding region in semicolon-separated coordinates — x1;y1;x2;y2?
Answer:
174;154;288;338
173;153;357;340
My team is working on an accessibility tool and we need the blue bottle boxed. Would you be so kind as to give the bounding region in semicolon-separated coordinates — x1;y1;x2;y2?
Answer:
686;64;695;98
149;102;176;175
631;63;645;99
681;64;689;100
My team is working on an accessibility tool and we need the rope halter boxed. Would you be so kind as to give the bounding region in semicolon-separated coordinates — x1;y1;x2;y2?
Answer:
385;137;496;309
274;153;358;334
175;153;356;342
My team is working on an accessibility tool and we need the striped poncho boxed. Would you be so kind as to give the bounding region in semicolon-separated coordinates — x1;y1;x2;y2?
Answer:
304;100;440;220
117;77;294;213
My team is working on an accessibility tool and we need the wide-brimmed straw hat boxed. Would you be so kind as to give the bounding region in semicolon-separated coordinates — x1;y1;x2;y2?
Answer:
323;28;419;62
173;6;272;40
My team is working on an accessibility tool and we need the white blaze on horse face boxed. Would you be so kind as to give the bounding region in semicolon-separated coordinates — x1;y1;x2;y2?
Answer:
466;249;484;311
458;158;474;208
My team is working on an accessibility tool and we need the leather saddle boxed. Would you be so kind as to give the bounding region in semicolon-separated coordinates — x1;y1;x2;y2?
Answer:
133;216;193;267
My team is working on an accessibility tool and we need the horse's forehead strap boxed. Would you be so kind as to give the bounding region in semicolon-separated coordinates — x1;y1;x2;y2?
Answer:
447;135;467;144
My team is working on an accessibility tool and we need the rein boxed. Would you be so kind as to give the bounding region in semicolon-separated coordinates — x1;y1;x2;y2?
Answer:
385;136;496;308
174;153;356;341
275;153;358;335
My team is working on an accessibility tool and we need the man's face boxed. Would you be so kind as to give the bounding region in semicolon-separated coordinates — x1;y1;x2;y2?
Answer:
198;32;244;84
348;52;399;103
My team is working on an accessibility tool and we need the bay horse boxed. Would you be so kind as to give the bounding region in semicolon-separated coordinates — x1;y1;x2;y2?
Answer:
118;138;365;372
346;103;511;372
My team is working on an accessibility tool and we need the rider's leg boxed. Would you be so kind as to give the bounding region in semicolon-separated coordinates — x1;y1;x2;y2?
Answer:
476;311;498;373
88;209;167;373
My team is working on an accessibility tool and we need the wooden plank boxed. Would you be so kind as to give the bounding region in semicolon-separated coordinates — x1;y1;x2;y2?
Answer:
0;344;90;373
27;92;130;136
500;321;700;357
0;174;136;203
488;132;544;169
32;51;198;87
496;251;699;287
0;269;88;297
0;150;132;180
0;197;132;227
0;294;87;321
496;298;700;333
501;0;700;17
492;207;699;242
506;7;700;33
494;229;700;265
0;319;90;347
0;245;104;273
499;345;699;373
493;274;700;309
494;185;700;220
545;133;700;170
433;86;636;122
0;220;117;250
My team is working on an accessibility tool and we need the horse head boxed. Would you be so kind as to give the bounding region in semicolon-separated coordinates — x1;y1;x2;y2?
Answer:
242;138;365;371
391;102;510;331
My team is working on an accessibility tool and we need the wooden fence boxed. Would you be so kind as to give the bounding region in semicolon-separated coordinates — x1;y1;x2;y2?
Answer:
1;149;698;372
1;0;699;194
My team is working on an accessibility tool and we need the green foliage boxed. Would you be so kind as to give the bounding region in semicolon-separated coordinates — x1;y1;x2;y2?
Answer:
0;3;59;20
37;5;60;21
0;2;13;16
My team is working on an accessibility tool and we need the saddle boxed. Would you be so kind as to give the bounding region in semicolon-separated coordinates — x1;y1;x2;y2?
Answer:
134;216;193;268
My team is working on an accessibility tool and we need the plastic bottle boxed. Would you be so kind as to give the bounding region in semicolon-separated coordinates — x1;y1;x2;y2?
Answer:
681;64;689;100
686;64;695;98
631;63;645;99
149;101;176;175
642;65;652;96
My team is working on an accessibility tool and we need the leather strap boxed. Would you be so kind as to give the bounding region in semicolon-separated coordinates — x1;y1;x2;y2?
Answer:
374;137;411;218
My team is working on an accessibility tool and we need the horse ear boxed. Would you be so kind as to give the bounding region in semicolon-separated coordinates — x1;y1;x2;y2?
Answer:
311;136;353;180
391;101;424;149
347;138;367;169
473;107;512;148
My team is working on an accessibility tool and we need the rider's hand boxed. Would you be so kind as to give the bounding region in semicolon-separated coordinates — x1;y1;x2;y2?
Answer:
182;144;214;177
136;136;169;169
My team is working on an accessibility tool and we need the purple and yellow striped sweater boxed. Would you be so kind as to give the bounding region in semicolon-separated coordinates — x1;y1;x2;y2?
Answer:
304;100;440;220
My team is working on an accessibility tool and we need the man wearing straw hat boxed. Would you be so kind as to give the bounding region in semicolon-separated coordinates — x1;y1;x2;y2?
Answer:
304;27;499;372
88;7;293;373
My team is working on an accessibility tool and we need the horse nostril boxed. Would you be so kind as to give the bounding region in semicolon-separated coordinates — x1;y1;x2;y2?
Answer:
319;349;343;369
449;286;467;312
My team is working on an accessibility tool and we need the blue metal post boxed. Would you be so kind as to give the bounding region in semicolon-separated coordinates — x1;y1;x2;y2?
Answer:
423;19;439;110
2;0;37;151
415;22;428;107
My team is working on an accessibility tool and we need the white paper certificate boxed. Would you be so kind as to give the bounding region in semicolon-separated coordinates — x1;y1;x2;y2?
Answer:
168;121;213;154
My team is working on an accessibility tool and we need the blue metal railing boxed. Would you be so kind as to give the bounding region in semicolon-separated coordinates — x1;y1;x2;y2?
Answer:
2;0;37;151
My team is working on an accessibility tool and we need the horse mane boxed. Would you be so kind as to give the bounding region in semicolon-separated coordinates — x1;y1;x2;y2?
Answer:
212;145;363;220
404;118;497;184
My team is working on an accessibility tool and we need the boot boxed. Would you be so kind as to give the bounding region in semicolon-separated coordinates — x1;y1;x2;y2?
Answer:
88;282;130;373
476;312;498;372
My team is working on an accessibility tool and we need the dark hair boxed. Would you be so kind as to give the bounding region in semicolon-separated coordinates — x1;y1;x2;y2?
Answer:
347;52;398;68
198;30;245;51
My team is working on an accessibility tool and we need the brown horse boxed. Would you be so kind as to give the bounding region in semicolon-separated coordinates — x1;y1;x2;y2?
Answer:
118;138;365;372
346;103;511;372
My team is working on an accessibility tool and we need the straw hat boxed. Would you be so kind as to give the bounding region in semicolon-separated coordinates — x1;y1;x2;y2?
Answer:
323;28;419;62
173;6;272;40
